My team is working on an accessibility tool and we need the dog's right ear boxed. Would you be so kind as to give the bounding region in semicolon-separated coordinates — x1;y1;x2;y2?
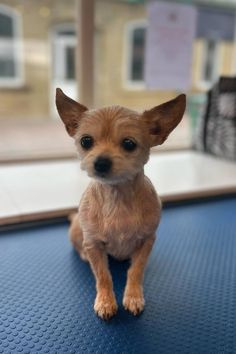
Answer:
55;88;88;137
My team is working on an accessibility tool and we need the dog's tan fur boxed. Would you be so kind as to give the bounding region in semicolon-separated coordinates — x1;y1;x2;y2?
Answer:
56;89;186;320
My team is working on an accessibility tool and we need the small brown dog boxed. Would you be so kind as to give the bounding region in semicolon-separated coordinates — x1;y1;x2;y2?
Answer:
56;89;186;320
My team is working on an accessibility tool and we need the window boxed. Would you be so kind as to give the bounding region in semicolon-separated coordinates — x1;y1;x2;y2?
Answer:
53;25;76;82
5;1;232;162
0;5;23;87
0;2;77;162
52;25;77;93
201;39;219;86
124;20;147;88
51;24;77;115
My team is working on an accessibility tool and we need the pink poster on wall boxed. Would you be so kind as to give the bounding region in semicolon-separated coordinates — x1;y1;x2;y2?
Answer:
144;1;197;91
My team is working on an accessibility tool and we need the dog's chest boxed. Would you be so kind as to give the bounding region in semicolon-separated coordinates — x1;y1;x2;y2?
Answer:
100;198;148;259
105;229;145;260
80;179;160;260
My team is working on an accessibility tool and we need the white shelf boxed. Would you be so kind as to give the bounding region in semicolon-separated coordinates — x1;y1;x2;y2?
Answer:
0;151;236;225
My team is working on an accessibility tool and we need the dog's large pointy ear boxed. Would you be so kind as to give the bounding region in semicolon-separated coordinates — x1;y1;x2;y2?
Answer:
55;88;88;137
143;94;186;146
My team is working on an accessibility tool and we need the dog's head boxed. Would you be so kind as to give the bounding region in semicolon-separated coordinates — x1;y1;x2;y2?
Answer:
56;89;186;184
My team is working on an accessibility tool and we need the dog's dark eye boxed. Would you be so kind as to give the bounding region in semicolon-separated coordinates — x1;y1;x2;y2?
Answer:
121;138;137;152
80;135;94;150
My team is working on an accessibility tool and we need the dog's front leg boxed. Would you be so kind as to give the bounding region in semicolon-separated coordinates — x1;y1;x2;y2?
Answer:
84;243;118;320
123;236;155;315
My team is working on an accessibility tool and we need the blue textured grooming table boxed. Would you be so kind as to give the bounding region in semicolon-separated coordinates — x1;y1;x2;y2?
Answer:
0;197;236;354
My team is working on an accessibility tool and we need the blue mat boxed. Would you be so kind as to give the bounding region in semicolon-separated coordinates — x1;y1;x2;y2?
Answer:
0;197;236;354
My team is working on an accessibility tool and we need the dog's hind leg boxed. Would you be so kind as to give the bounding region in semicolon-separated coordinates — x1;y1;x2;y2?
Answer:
69;213;88;261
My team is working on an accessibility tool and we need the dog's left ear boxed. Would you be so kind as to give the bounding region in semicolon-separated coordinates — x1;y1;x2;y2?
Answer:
143;94;186;146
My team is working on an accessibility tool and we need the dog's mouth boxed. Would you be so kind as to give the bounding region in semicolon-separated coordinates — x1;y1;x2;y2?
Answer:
94;171;118;183
93;170;137;185
94;171;110;179
90;170;121;185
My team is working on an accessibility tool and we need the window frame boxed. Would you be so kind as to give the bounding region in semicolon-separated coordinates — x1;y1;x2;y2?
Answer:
123;19;147;90
0;4;24;88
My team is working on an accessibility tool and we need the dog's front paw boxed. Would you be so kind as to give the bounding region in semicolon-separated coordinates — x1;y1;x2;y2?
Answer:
94;291;118;320
123;289;145;315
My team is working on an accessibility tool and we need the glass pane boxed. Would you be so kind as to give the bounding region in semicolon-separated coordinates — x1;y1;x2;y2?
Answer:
58;29;75;36
0;13;13;37
0;40;16;78
2;0;236;161
204;40;216;82
0;58;15;77
131;27;146;81
66;46;76;80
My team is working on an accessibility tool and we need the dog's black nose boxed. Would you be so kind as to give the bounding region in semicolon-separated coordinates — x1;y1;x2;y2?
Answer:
94;156;112;174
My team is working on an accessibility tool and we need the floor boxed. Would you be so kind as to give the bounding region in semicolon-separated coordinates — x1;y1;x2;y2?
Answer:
0;151;236;225
1;197;236;353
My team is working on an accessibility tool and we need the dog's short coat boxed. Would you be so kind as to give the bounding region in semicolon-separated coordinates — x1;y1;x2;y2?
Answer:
56;89;186;320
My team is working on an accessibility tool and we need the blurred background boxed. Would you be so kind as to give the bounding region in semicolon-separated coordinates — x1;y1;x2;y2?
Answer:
0;0;236;161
